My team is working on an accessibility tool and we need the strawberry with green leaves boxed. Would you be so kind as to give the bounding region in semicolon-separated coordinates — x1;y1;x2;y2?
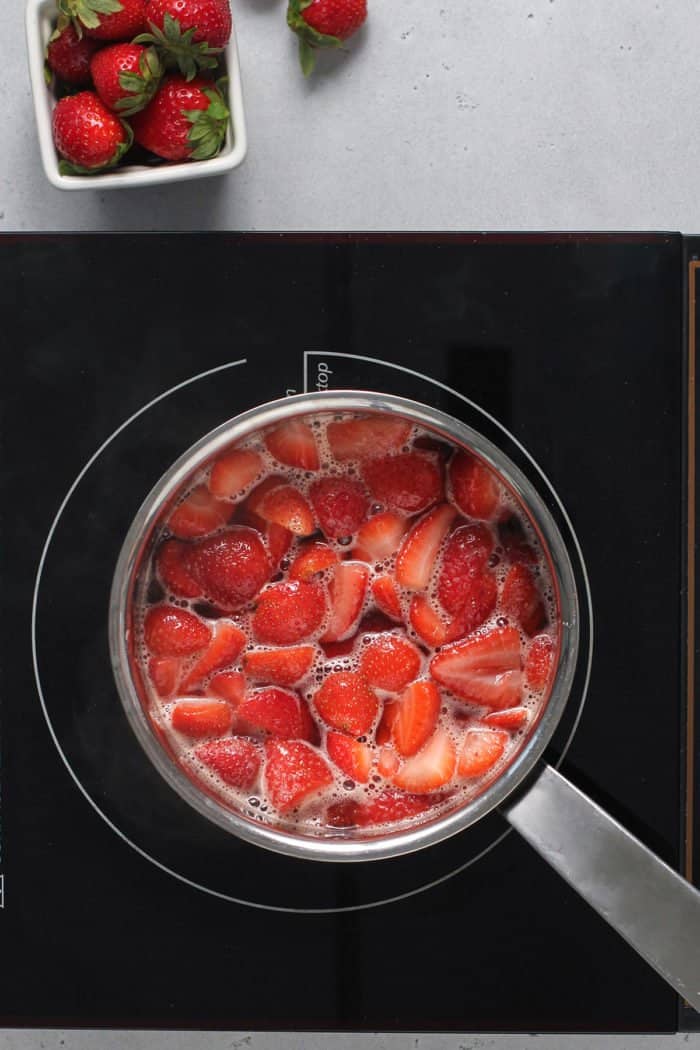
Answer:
131;75;229;161
287;0;367;75
91;44;162;116
135;9;226;81
46;23;99;85
52;91;133;174
58;0;148;40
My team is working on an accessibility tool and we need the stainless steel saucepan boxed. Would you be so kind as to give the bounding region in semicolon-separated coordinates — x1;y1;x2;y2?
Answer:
109;391;700;1006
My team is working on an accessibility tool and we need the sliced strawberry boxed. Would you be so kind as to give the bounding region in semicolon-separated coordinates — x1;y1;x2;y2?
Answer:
457;727;509;777
144;605;211;656
326;417;412;461
266;522;294;567
392;729;456;792
498;515;537;565
408;595;464;647
255;485;315;537
377;746;400;778
209;448;264;500
168;484;230;539
359;633;422;693
187;527;271;609
264;420;320;470
195;737;261;790
244;474;288;516
353;788;439;826
437;523;494;615
448;451;501;520
363;452;442;515
502;564;546;636
353;511;407;562
252;580;327;645
483;706;529;730
148;655;180;697
244;645;316;686
236;489;293;569
264;740;333;813
309;476;368;539
238;687;315;740
321;562;369;642
525;633;555;690
395;503;456;589
391;680;441;757
430;625;522;709
180;621;246;691
156;539;201;598
208;670;246;706
375;699;398;745
171;699;233;738
371;574;402;620
289;542;339;581
326;732;372;783
314;671;379;735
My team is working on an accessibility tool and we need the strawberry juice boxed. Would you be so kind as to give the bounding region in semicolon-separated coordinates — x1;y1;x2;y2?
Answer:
133;412;559;836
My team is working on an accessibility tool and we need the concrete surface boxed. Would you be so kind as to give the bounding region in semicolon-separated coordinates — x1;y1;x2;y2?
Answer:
4;0;700;230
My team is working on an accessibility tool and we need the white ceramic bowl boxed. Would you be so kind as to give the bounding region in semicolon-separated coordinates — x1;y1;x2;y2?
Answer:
25;0;247;191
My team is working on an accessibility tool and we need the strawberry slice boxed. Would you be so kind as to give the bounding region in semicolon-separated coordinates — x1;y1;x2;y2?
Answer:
314;671;379;735
353;511;407;562
244;474;288;516
457;727;508;777
408;595;464;647
289;542;339;581
209;448;264;500
326;417;412;461
391;680;441;757
430;625;522;709
266;522;294;567
255;485;315;537
264;740;333;813
498;515;537;565
180;621;246;691
321;562;369;642
238;687;315;740
208;670;246;705
483;706;529;730
363;453;442;515
264;420;320;470
371;574;402;620
392;729;456;792
395;503;456;589
244;645;316;686
168;484;230;539
144;605;211;656
353;788;439;826
187;527;271;610
359;633;422;693
448;451;501;520
309;476;369;539
502;564;546;636
437;523;494;615
375;699;398;745
148;655;180;697
326;732;372;783
194;737;261;790
252;580;327;645
156;539;201;598
525;633;555;690
171;699;233;738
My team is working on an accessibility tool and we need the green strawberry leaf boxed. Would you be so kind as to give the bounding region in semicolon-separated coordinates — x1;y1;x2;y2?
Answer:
298;38;316;76
286;0;342;54
135;13;222;81
183;87;229;161
57;0;122;35
114;46;162;115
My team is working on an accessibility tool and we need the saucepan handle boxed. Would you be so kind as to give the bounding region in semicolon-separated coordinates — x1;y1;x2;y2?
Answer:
503;764;700;1008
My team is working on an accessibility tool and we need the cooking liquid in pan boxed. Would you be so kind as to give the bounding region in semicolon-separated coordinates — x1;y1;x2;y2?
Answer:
133;411;560;837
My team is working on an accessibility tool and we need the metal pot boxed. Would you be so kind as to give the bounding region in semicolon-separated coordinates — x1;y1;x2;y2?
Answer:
109;391;700;1006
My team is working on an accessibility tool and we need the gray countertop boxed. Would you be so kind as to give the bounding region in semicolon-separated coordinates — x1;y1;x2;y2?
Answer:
5;0;700;231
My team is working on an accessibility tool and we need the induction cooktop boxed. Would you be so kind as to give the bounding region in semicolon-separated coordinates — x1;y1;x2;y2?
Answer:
1;232;696;1032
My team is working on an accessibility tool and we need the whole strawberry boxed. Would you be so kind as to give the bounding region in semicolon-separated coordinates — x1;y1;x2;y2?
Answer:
287;0;366;75
52;91;132;173
57;0;147;40
131;75;228;161
135;1;230;81
46;22;99;85
91;43;162;116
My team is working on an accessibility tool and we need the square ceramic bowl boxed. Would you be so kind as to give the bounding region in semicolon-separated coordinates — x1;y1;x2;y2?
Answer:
25;0;247;191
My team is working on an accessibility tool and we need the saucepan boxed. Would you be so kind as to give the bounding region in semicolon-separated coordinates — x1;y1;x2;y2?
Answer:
109;390;700;1006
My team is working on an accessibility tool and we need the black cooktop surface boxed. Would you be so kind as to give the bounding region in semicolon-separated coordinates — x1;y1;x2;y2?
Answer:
0;233;690;1031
